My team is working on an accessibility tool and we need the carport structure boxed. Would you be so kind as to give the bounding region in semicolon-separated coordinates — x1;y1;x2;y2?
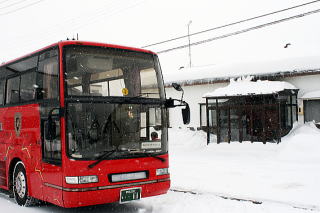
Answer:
203;79;299;144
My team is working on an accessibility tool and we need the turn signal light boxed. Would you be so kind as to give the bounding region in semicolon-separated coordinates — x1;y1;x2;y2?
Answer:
156;168;169;176
65;175;99;184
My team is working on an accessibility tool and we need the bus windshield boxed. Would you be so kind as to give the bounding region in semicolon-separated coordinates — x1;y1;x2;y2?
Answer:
67;102;167;159
64;46;164;99
64;46;167;160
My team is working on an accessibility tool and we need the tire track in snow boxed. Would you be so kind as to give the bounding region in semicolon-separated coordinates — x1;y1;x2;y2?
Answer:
170;189;319;212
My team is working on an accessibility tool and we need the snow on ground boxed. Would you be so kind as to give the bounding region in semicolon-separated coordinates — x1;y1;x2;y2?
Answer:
0;189;315;213
168;122;320;211
1;122;319;212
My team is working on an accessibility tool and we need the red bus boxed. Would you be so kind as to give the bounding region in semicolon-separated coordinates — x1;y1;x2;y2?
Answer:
0;41;189;207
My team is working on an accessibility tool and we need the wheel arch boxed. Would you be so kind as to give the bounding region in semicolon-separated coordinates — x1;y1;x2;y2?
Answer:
8;158;23;192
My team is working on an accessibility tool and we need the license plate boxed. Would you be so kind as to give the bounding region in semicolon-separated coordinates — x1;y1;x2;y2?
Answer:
120;187;141;203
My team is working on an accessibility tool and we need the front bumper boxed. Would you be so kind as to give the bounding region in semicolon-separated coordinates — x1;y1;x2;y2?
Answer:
59;178;170;208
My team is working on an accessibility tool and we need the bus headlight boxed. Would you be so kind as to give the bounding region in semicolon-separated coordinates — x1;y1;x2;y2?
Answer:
156;168;169;176
65;175;99;184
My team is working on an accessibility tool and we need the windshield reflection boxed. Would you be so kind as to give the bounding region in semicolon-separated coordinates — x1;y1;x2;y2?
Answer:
67;103;167;160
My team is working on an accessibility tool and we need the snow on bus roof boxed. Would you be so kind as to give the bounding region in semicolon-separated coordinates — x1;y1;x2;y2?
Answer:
163;56;320;85
203;76;297;97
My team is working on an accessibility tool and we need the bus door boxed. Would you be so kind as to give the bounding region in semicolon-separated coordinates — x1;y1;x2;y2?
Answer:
41;114;63;206
0;111;6;187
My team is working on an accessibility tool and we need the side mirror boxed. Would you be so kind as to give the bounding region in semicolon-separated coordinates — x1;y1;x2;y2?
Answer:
172;83;183;91
167;83;190;125
182;103;190;125
45;117;57;140
172;83;184;101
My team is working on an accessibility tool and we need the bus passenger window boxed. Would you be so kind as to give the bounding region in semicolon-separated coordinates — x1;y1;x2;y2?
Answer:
20;72;36;102
7;55;38;73
6;76;20;104
0;80;4;105
38;49;59;100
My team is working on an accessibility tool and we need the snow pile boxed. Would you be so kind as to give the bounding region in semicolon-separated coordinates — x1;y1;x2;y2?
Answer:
279;122;320;162
300;90;320;99
168;128;207;150
203;76;297;97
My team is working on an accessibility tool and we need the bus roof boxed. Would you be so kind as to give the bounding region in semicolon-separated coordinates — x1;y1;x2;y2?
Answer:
1;40;157;67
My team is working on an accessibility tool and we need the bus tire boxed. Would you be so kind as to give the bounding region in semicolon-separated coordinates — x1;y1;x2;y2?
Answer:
13;162;36;206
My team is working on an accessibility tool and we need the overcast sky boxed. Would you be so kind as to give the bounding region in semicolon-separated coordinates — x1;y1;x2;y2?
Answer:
1;0;320;73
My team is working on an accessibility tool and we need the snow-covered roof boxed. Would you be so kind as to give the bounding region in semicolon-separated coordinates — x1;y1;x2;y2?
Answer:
163;56;320;85
203;77;297;97
300;90;320;100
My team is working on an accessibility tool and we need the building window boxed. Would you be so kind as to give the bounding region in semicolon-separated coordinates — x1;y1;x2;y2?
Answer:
200;103;217;130
200;103;206;127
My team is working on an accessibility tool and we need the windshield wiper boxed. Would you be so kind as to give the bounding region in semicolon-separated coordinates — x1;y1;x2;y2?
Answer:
88;149;117;169
88;149;166;169
129;92;159;99
142;153;166;162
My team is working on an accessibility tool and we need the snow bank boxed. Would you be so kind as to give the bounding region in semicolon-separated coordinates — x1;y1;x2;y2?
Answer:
279;122;320;162
203;76;296;97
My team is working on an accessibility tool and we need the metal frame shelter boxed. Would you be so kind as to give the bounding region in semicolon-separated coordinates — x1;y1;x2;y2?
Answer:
204;89;299;144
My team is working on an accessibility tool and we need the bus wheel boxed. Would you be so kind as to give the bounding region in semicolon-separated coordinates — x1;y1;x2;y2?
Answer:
13;162;36;206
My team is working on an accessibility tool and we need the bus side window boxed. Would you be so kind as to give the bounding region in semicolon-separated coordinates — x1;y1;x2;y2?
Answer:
37;49;59;100
20;72;37;102
5;54;38;104
6;76;20;104
0;79;4;105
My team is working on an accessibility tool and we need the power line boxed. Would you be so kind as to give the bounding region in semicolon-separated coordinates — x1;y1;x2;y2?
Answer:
157;8;320;54
0;0;29;10
68;0;147;33
142;0;320;48
5;0;145;50
0;0;146;56
0;0;45;16
0;0;11;5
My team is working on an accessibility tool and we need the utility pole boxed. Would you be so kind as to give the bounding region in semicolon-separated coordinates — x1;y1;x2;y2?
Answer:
187;20;192;68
